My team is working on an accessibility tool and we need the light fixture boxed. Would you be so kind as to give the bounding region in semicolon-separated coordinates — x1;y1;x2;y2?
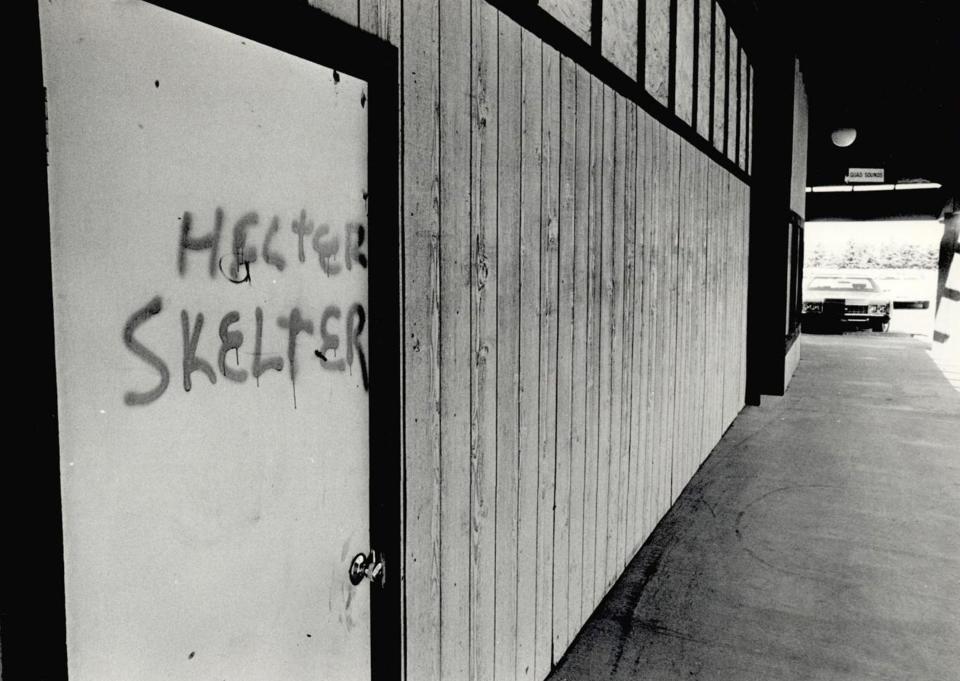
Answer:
809;185;854;193
895;182;942;190
831;127;857;147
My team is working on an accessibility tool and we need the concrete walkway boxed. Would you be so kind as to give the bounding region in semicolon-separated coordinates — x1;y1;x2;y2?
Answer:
548;333;960;681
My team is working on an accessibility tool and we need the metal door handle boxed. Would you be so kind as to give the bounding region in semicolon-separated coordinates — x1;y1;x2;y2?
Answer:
349;551;385;586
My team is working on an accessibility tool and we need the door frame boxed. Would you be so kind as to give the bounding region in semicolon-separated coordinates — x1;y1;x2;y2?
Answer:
30;2;402;679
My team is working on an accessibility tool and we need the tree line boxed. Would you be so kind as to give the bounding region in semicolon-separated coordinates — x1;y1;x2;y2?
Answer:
805;240;938;270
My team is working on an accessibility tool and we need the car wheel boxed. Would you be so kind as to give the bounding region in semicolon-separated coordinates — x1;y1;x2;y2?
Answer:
871;319;890;333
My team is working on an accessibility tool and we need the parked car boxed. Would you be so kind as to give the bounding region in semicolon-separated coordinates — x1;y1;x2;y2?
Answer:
873;271;934;310
802;274;892;332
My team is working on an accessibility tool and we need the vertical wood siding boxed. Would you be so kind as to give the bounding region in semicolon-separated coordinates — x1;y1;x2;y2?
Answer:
713;5;727;153
516;26;542;681
675;0;695;124
301;2;751;679
439;1;472;679
536;44;561;681
602;0;639;79
695;0;713;140
401;1;441;678
540;0;592;45
495;16;522;681
551;54;577;662
727;30;739;164
470;3;499;680
645;0;672;106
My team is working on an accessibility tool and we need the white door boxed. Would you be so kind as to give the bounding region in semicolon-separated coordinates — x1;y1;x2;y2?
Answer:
40;1;373;679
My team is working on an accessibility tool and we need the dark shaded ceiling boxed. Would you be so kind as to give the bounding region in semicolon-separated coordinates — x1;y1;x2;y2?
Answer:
782;1;958;190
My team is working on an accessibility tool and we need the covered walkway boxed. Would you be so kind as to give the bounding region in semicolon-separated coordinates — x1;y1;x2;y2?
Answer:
549;333;960;680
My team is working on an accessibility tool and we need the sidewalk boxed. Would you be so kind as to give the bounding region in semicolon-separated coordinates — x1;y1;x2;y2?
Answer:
548;332;960;681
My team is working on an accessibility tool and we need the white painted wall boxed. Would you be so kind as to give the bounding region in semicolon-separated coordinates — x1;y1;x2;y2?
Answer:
41;1;372;678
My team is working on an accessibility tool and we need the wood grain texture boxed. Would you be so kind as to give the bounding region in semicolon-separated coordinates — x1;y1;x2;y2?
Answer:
665;130;681;508
438;0;472;677
719;169;734;429
652;125;667;516
653;121;667;518
691;150;707;476
713;5;726;153
641;115;660;540
675;0;695;124
469;3;499;680
619;103;638;569
673;139;692;495
630;108;650;550
582;73;603;614
727;30;738;164
693;152;708;467
402;0;441;678
700;161;714;454
717;165;729;431
359;0;401;42
708;161;725;445
516;28;542;681
330;1;759;674
595;83;616;600
602;0;639;80
645;0;671;106
717;165;728;436
567;63;592;642
660;123;674;517
495;14;522;681
696;0;713;140
680;147;697;483
539;0;592;44
604;92;627;588
651;119;667;530
552;55;577;660
536;44;561;681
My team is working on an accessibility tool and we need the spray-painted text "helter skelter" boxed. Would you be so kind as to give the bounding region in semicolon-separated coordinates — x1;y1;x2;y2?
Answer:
123;298;369;406
178;208;368;281
121;207;370;407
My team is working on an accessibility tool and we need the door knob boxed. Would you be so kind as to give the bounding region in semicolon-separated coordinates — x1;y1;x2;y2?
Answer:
349;550;384;586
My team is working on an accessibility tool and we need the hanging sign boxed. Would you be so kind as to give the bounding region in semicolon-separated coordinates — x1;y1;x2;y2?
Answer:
845;168;885;183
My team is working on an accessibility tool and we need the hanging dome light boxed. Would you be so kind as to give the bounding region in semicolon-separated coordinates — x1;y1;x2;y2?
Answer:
831;127;857;147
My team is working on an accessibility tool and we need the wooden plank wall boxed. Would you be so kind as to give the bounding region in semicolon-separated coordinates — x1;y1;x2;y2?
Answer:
303;1;751;680
602;0;639;79
695;0;713;140
675;0;695;124
727;29;739;163
540;0;592;44
713;4;727;153
645;0;672;106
